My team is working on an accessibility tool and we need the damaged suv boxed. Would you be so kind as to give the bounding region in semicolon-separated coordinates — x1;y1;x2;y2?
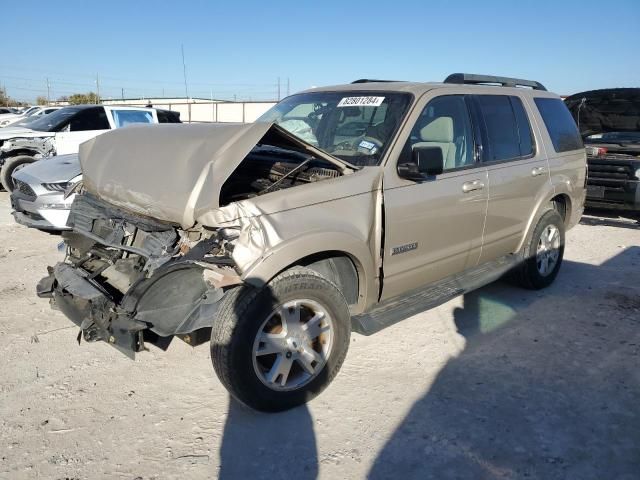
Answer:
565;88;640;216
37;74;586;411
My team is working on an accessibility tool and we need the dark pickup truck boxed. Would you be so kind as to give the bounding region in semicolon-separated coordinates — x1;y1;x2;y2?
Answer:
566;88;640;216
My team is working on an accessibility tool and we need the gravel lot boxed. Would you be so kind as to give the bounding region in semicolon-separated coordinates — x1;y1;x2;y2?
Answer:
0;191;638;480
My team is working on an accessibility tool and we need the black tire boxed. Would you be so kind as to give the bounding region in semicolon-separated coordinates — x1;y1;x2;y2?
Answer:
211;266;351;412
1;155;36;192
513;209;565;290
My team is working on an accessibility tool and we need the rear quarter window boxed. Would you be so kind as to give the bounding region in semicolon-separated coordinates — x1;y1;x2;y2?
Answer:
157;110;181;123
534;98;583;152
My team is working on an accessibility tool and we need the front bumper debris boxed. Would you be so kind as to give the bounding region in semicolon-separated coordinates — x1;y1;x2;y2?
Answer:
38;263;146;357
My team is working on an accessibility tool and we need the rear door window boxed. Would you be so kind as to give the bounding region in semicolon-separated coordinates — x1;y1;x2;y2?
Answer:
476;95;520;161
510;97;534;156
68;107;110;131
534;98;583;152
111;109;154;128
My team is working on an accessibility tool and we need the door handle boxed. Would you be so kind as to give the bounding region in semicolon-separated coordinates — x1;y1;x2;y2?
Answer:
531;166;547;177
462;180;485;193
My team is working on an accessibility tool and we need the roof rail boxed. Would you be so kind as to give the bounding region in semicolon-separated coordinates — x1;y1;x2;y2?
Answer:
444;73;547;91
351;79;403;84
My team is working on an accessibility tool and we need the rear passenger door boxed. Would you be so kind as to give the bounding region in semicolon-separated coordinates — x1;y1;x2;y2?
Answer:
473;94;551;263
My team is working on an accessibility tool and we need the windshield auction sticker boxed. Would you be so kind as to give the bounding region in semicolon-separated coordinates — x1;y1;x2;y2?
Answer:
337;96;385;107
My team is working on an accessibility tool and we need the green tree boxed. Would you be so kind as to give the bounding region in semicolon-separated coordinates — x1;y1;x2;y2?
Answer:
68;92;99;105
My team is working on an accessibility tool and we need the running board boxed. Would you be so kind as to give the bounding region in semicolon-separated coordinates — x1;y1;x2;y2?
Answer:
351;254;521;336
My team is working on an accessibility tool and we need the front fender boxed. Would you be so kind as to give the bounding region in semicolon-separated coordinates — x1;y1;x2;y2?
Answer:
241;230;377;313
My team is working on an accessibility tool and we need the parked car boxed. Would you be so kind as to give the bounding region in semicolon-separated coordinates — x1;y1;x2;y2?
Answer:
10;108;181;229
0;105;180;191
37;74;586;412
0;106;61;127
565;88;640;217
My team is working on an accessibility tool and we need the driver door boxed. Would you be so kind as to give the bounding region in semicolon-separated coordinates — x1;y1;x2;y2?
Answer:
381;94;489;300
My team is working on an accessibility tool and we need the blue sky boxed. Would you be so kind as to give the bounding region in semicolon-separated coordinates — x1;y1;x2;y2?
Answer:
2;0;639;102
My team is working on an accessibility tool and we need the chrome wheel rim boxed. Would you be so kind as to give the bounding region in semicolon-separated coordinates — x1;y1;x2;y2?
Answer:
252;299;334;391
536;224;560;276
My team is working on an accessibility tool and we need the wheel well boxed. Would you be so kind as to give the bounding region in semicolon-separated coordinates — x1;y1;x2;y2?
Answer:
3;149;38;159
289;251;360;306
550;194;571;226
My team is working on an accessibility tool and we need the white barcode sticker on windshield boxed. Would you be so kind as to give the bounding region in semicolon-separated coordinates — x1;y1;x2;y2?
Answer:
337;96;385;107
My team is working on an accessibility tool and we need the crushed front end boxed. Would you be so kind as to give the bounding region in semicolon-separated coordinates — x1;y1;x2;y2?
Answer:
37;193;242;357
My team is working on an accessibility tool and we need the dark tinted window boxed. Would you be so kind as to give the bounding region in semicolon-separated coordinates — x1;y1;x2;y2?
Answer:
157;109;181;123
69;107;110;131
534;98;583;152
477;95;520;161
511;97;534;156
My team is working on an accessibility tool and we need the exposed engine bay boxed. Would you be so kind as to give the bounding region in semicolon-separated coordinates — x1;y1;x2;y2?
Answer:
220;146;341;205
38;142;344;355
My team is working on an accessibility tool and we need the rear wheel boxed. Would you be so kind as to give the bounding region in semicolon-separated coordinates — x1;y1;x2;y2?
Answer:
1;155;36;192
210;267;351;412
513;209;565;290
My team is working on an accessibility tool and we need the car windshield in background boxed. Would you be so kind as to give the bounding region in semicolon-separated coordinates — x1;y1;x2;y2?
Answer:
258;91;412;166
28;107;83;132
585;131;640;144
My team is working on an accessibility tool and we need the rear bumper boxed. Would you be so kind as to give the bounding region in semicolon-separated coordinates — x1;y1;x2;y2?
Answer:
38;262;226;356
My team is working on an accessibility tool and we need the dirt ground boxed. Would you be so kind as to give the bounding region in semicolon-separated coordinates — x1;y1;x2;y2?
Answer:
0;191;638;480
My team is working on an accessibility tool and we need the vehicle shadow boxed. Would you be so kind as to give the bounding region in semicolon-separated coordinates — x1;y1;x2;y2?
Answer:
368;248;640;480
216;281;321;479
218;397;318;479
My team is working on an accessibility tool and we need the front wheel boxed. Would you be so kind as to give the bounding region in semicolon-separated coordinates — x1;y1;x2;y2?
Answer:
513;209;565;290
1;155;36;192
210;267;351;412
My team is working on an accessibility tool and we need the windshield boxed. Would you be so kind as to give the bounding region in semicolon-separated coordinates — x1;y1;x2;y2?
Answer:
585;131;640;144
258;91;412;166
28;107;83;132
23;106;41;116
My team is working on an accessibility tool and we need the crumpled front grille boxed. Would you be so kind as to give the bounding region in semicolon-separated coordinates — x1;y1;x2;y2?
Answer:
14;179;36;198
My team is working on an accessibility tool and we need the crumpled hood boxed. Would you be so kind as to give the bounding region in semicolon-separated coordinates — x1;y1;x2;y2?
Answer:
565;88;640;137
79;122;351;229
14;153;81;184
0;127;53;141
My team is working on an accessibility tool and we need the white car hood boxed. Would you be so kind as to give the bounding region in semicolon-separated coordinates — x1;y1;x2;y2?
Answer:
0;127;54;141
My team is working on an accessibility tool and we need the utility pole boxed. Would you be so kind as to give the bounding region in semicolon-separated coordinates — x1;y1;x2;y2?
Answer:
46;78;50;105
277;77;281;101
121;88;124;101
181;44;189;101
95;73;100;104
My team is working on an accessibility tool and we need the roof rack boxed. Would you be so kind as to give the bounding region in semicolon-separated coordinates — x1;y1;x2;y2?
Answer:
351;79;403;84
444;73;547;91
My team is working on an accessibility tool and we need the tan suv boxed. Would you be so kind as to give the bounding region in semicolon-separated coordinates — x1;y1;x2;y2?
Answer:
37;74;586;411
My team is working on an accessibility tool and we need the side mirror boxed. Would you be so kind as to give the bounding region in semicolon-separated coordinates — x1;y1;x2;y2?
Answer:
397;146;444;180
